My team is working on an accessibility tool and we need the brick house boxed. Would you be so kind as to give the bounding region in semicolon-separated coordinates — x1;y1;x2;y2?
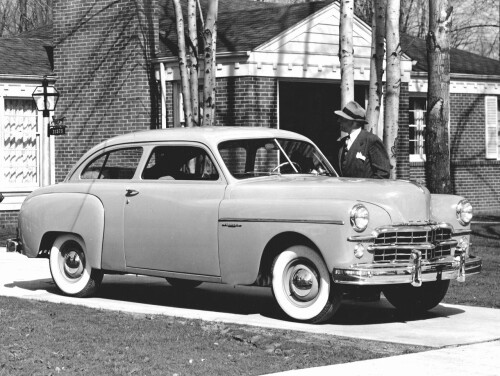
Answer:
1;0;499;227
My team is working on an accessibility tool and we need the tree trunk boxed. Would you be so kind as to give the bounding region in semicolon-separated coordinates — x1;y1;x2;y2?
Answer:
425;0;452;193
172;0;193;127
384;0;401;179
188;0;200;126
202;0;218;126
339;0;354;108
366;0;386;134
19;0;28;32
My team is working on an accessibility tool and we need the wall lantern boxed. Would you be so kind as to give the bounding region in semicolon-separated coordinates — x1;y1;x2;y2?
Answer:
32;76;60;187
32;76;60;118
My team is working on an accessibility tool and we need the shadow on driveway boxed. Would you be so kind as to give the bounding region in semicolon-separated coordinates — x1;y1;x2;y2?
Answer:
4;274;465;326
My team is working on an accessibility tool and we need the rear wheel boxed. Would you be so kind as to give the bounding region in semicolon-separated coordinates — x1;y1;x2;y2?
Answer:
166;278;202;289
49;234;103;297
271;245;341;323
383;280;450;314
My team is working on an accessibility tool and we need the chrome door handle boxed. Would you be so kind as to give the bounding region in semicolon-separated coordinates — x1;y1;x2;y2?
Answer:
125;188;139;197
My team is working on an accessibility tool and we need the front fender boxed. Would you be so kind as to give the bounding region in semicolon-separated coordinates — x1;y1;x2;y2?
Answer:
430;194;470;231
218;198;391;284
19;193;104;269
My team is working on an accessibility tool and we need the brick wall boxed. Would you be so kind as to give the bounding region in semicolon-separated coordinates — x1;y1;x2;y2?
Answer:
408;92;500;214
215;76;278;127
449;93;500;213
396;82;410;179
0;212;19;228
53;0;159;182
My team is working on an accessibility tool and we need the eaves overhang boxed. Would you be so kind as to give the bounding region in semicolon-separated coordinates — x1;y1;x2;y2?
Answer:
410;72;500;95
0;74;57;82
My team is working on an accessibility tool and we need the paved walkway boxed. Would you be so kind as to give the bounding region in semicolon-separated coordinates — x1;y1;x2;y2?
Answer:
1;247;499;375
268;340;500;376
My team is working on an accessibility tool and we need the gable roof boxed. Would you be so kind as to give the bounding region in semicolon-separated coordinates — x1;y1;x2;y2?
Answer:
0;37;53;76
160;0;500;78
401;34;500;76
159;0;333;56
1;1;498;78
0;24;54;76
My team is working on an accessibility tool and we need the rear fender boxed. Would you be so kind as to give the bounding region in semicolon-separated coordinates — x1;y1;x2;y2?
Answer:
19;193;104;269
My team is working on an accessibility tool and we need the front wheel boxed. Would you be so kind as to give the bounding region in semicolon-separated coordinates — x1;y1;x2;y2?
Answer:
383;280;450;315
49;234;103;297
271;245;341;323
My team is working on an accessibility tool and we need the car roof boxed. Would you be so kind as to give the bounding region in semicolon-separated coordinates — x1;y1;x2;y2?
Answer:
69;126;314;179
87;126;311;152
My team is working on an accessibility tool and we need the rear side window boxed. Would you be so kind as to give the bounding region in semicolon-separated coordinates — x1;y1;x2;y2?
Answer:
142;145;219;181
81;147;143;179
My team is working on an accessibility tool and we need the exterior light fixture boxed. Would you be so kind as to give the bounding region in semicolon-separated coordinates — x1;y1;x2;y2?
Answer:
32;76;60;186
32;76;60;117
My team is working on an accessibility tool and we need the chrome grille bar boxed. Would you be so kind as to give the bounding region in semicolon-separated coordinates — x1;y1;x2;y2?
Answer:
369;223;455;263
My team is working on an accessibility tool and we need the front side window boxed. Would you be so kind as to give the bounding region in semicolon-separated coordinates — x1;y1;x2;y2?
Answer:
409;97;427;162
218;138;336;179
142;145;219;181
81;147;142;179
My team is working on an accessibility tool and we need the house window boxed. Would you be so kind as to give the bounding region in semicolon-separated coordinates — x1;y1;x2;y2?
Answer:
1;99;39;187
485;96;499;160
409;97;427;162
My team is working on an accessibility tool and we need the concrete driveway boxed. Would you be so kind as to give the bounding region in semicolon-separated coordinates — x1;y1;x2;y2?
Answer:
2;247;500;350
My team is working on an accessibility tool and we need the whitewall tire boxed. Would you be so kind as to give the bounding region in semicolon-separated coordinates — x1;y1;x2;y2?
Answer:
271;245;341;323
49;234;103;297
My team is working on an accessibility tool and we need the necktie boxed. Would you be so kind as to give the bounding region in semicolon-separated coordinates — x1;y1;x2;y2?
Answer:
341;135;350;166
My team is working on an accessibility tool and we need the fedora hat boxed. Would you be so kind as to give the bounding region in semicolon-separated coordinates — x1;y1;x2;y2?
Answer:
335;101;368;123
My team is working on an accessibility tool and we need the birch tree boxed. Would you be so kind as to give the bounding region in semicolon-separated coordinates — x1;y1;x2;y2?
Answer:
172;0;194;127
339;0;354;108
383;0;401;179
188;0;200;126
425;0;452;193
202;0;218;127
171;0;218;127
366;0;386;133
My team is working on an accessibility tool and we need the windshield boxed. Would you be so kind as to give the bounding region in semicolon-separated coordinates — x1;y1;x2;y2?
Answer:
218;138;337;179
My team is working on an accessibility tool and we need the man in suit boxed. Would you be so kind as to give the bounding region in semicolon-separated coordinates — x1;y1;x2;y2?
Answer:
334;101;391;179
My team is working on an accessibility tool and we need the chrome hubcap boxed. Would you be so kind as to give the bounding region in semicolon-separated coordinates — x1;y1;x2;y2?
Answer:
61;246;85;280
288;263;320;303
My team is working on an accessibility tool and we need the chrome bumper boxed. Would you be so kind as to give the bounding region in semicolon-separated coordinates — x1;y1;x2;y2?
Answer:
332;252;482;286
6;238;22;254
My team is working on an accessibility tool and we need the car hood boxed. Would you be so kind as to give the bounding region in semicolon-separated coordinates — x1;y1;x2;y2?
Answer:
226;175;431;224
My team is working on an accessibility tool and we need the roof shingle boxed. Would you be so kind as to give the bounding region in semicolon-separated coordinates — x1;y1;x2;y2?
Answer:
0;37;53;76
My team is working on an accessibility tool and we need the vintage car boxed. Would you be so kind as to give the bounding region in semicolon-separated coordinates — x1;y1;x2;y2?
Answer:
8;127;481;323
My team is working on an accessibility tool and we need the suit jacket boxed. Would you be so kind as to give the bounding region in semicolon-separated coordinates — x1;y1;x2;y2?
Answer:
336;130;391;179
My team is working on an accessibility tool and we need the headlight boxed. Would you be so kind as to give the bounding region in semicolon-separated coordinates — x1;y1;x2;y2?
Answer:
456;199;473;226
350;204;369;232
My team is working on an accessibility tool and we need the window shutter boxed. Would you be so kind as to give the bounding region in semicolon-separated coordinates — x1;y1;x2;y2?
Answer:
485;96;498;159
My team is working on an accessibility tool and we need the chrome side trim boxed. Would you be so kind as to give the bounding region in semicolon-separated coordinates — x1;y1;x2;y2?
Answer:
219;218;344;225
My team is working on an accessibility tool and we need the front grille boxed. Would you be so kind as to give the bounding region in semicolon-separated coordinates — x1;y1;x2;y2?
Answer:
371;224;455;263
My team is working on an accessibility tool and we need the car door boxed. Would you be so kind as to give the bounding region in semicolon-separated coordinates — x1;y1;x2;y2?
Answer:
123;143;225;277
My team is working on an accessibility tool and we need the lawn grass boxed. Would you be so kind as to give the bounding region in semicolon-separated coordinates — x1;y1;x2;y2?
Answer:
0;296;426;376
444;221;500;308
